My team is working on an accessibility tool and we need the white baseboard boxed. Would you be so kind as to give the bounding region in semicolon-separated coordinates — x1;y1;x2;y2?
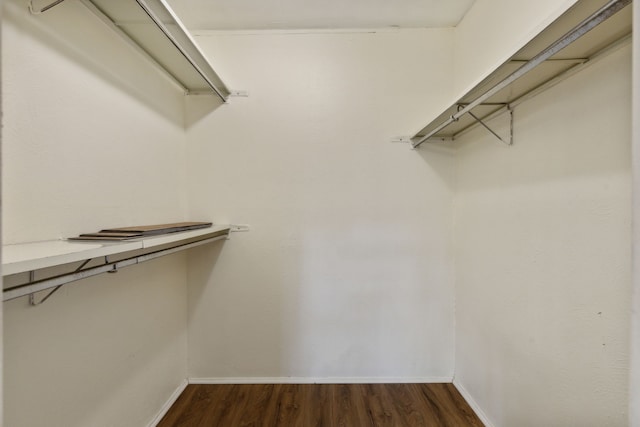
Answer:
188;376;454;384
453;379;495;427
148;379;189;427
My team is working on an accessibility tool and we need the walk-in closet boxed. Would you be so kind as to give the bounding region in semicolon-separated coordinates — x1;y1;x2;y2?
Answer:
2;0;639;425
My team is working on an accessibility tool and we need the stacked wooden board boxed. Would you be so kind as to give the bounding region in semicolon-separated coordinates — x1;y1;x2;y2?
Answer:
68;222;213;241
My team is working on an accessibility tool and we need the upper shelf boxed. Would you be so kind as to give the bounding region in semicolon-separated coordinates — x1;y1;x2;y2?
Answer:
76;0;231;99
412;0;632;148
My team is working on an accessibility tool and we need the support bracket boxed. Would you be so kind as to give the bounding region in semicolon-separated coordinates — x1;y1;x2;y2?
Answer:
460;104;513;146
29;0;67;14
29;285;62;306
29;259;93;306
390;136;413;144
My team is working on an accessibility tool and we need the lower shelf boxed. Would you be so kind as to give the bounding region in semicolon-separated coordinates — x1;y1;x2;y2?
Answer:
2;226;231;303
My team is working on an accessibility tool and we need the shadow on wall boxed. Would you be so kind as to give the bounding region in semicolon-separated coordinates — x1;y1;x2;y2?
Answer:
412;70;631;193
5;0;224;126
185;94;226;129
186;240;226;313
3;256;189;427
186;233;293;378
434;75;630;193
411;142;457;192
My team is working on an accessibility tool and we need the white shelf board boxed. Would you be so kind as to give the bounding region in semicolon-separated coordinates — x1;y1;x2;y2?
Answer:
141;225;231;248
2;240;143;276
2;225;231;276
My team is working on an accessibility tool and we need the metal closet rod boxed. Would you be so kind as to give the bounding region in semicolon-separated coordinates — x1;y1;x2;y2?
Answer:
29;0;229;101
451;32;630;143
413;0;632;148
79;0;190;94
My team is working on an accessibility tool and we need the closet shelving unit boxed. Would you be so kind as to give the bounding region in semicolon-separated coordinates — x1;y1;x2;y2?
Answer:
7;1;236;304
30;0;231;99
2;226;231;304
411;0;632;148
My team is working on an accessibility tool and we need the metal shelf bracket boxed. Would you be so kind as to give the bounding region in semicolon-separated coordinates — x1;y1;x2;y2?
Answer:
29;0;66;14
29;259;93;306
29;285;62;306
463;104;513;146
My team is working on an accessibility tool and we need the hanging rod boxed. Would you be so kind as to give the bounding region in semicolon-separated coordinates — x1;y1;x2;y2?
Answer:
79;0;189;94
412;0;632;148
3;233;228;303
30;0;231;98
450;33;631;144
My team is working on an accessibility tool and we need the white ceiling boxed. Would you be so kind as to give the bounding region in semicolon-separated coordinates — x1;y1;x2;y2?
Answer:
165;0;476;31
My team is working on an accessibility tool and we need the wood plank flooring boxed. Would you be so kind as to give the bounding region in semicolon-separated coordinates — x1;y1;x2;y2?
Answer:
158;383;484;426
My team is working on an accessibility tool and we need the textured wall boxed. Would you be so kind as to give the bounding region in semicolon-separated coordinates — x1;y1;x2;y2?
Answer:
185;29;458;382
1;1;4;423
3;0;190;425
630;2;640;425
454;45;631;427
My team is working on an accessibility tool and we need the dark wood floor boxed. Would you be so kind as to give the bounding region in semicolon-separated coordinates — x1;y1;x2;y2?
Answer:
158;383;484;426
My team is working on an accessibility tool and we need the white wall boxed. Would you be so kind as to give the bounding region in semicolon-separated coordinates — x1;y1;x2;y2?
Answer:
4;257;189;427
453;44;631;427
630;1;640;425
3;0;190;425
0;2;4;423
185;29;458;381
